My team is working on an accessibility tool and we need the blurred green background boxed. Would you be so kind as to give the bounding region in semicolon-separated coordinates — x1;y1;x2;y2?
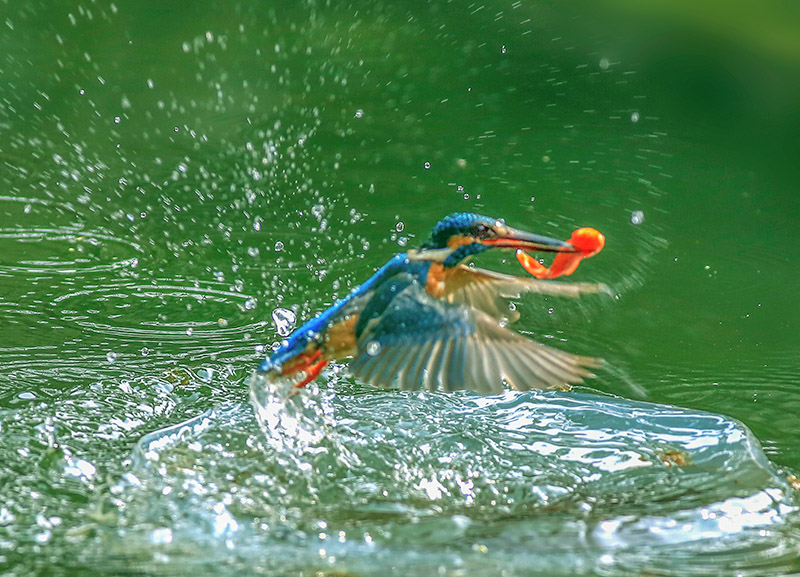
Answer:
1;0;799;574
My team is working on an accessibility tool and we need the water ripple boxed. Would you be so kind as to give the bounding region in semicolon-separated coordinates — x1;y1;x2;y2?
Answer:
0;194;82;226
0;227;140;276
53;279;266;342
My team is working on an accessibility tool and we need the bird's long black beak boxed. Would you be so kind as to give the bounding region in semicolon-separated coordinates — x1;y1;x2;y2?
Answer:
480;226;579;253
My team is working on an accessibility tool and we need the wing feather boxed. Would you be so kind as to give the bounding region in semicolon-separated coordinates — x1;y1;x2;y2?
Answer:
445;264;608;322
404;341;435;391
504;351;530;390
436;339;456;392
350;282;600;393
422;341;444;392
375;346;407;388
474;339;497;394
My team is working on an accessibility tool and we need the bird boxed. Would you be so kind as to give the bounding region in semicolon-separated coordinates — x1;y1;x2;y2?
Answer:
256;212;606;394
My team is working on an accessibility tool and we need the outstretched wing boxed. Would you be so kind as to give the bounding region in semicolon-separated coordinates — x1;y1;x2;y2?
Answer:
349;282;600;394
443;264;608;322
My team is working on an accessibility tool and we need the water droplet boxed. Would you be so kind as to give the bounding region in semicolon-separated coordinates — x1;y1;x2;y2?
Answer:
463;193;470;200
151;527;173;545
599;58;610;70
366;341;381;356
197;368;214;382
354;109;364;118
140;347;150;357
244;297;257;310
217;318;229;328
423;162;431;170
272;308;297;337
630;210;645;225
247;246;260;257
113;116;121;124
185;327;194;337
35;532;51;544
395;221;405;232
631;111;640;123
18;391;35;400
106;351;117;363
397;236;408;247
501;45;507;54
274;241;284;252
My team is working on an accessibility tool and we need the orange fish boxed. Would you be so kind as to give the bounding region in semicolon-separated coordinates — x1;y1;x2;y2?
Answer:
516;227;605;279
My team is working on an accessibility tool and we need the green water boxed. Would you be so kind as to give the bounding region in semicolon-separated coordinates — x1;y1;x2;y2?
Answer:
2;0;799;575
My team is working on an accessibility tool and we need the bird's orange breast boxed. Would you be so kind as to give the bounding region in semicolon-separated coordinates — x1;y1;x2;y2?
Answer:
323;314;360;359
425;263;446;298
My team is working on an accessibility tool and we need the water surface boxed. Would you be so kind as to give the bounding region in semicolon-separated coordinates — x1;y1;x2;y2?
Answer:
1;0;799;575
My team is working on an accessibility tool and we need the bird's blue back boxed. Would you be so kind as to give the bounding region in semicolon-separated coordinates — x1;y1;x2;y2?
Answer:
259;253;431;372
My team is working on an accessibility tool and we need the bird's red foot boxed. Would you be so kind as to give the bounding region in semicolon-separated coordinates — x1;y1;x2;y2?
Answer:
294;357;329;388
279;349;329;388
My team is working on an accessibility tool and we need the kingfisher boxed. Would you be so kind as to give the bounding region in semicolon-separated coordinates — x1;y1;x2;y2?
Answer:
257;213;606;394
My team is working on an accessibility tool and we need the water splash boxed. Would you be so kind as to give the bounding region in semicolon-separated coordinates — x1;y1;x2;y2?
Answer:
270;307;296;337
248;371;336;458
83;386;798;576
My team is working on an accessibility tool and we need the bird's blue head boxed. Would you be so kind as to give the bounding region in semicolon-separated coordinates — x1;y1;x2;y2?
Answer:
421;212;576;267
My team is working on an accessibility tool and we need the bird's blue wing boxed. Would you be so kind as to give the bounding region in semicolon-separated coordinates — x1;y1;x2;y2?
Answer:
350;282;600;393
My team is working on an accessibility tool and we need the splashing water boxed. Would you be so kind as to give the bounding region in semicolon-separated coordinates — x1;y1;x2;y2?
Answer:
248;371;337;458
83;380;799;576
270;307;297;337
